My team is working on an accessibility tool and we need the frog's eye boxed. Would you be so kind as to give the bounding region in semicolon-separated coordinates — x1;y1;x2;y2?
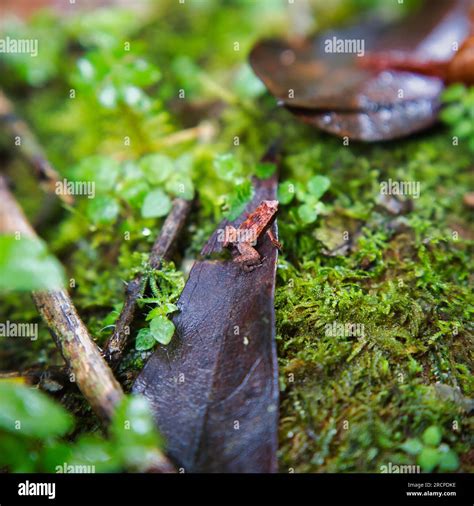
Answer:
266;200;279;210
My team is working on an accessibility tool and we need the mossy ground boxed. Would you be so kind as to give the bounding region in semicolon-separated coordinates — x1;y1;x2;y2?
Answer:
274;131;473;472
0;0;472;472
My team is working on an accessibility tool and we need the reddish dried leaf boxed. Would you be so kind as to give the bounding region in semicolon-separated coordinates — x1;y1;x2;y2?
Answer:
249;0;472;141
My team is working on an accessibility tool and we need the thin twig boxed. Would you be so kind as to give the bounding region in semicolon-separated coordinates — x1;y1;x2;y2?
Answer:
103;197;192;368
0;176;175;473
0;176;122;421
0;89;73;205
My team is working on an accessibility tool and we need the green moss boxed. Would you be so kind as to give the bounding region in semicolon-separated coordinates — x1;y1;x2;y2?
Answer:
275;132;473;472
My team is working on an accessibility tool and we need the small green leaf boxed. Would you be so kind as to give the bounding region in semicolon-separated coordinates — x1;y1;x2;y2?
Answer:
146;303;179;321
139;154;174;184
254;162;276;180
165;176;194;200
440;104;465;125
214;153;242;181
135;328;156;351
87;195;120;225
70;155;120;193
145;307;163;321
422;425;442;447
162;302;179;314
141;190;172;218
121;59;161;87
150;316;175;345
417;447;440;472
307;175;330;200
226;180;253;220
0;382;73;438
0;236;65;291
400;438;423;456
121;179;150;209
438;449;459;472
298;204;318;224
441;83;466;103
454;119;472;139
277;180;296;205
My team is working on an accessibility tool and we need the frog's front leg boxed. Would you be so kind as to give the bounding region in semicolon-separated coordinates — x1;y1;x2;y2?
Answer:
266;228;282;250
234;242;261;271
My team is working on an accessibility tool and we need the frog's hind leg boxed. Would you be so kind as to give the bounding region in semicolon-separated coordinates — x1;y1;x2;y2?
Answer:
234;242;261;271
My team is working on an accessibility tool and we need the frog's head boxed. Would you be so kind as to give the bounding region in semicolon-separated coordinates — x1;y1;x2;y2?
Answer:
263;200;279;213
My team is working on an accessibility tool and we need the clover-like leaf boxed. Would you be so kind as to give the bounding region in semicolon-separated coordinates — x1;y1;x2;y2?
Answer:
438;449;459;472
139;154;174;185
422;425;442;447
141;190;172;219
417;447;440;472
135;328;156;351
150;316;175;345
400;438;423;456
214;153;242;181
308;175;330;200
277;180;296;205
87;195;120;225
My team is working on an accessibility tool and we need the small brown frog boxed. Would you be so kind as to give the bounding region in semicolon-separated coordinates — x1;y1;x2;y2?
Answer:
223;200;281;271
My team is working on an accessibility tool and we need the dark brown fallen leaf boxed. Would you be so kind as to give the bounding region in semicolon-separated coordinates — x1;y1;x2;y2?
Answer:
133;156;279;473
249;0;472;141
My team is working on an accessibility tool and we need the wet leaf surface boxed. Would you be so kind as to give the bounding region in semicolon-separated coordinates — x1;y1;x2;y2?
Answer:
133;156;279;473
249;0;472;141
